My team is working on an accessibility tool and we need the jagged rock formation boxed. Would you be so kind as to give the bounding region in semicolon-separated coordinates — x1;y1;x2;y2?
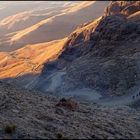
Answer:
65;15;140;95
30;1;140;96
105;1;140;17
0;1;140;98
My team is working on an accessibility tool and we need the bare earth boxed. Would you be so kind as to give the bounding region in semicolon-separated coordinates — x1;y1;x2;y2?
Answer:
0;82;140;139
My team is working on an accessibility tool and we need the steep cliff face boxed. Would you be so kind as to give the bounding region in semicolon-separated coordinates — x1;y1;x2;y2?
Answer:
36;1;140;96
1;1;140;97
64;17;139;95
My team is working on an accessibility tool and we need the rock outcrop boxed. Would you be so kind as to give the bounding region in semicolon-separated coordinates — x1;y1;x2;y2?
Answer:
32;1;140;96
1;1;140;97
105;1;140;17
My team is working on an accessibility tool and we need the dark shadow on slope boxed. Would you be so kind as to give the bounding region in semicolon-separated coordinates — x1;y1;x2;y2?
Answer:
0;11;140;98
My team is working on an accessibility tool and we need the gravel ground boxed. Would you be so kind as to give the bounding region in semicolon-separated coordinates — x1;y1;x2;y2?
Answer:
0;82;140;139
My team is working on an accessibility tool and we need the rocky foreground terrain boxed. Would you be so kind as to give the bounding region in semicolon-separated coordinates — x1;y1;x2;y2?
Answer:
0;81;140;139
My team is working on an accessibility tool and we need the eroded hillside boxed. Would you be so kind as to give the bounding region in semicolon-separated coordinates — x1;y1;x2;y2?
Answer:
26;1;140;97
0;38;67;78
0;2;140;139
0;1;140;100
0;1;109;51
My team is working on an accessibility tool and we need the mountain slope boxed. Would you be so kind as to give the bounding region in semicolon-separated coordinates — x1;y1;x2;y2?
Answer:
0;81;140;139
27;1;140;97
0;1;109;51
128;11;140;22
0;1;140;100
0;38;67;78
1;2;140;139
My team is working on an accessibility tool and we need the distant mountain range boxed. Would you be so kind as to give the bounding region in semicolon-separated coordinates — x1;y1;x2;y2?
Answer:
0;1;109;51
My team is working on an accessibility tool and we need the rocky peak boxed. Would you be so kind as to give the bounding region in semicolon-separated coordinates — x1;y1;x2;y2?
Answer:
105;1;140;17
11;1;140;97
59;1;140;96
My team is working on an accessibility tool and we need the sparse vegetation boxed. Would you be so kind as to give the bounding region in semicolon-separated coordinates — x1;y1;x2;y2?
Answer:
4;124;16;134
56;98;78;110
56;133;64;139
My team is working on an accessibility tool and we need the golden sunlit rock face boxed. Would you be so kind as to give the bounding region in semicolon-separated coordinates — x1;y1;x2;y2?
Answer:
0;1;139;95
0;38;67;78
10;1;95;42
0;1;109;79
0;16;102;79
